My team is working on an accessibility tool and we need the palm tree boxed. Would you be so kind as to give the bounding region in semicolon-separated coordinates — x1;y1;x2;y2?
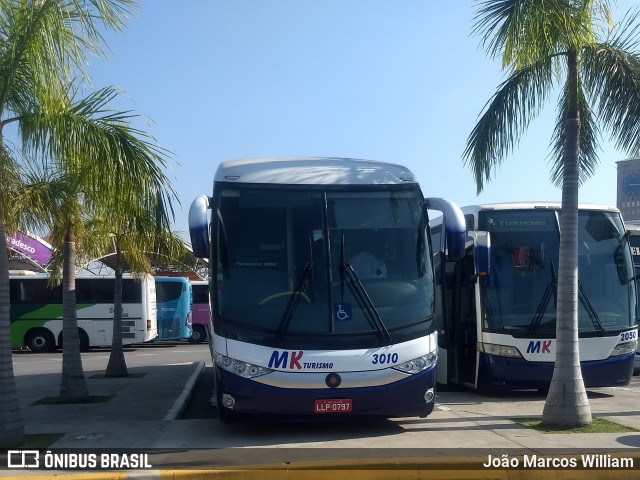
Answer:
0;145;26;447
464;0;640;427
22;172;103;402
86;197;188;378
110;225;188;377
0;0;137;448
23;86;176;398
59;194;88;401
43;179;90;401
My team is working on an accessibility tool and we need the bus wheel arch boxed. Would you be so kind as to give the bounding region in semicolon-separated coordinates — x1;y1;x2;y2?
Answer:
25;328;56;353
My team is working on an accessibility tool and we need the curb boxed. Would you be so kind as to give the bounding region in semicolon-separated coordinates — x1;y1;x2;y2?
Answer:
163;361;205;421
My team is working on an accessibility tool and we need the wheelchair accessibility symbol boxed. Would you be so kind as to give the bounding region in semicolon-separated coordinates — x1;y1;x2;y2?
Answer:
333;303;352;321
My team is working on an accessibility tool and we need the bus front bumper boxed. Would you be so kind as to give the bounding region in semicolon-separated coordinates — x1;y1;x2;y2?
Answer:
215;366;436;420
477;352;635;390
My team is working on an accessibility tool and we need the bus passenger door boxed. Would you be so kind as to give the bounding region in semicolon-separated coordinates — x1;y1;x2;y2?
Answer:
452;251;478;387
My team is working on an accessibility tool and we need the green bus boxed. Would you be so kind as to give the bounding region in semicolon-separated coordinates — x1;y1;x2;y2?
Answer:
10;273;158;352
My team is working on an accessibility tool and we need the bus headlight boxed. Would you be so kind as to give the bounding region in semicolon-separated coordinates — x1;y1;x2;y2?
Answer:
393;352;437;374
480;343;523;359
214;353;272;379
611;341;637;357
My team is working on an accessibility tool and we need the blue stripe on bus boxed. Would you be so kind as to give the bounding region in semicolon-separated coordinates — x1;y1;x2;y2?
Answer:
477;352;635;390
215;366;436;419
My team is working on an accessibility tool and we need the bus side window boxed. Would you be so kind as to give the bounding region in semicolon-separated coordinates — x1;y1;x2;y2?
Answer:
122;279;142;303
10;279;21;304
93;279;114;303
18;280;60;304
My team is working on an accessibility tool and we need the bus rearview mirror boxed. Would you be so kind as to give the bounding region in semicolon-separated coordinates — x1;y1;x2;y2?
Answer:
189;195;211;258
470;231;490;285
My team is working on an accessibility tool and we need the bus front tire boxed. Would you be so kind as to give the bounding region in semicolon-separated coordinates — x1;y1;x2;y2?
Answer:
189;325;207;344
25;329;56;353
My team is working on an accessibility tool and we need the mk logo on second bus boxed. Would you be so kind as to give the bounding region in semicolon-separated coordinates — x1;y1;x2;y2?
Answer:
527;340;552;354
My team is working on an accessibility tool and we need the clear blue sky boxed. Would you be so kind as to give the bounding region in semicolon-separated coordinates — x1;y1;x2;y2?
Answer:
85;0;638;240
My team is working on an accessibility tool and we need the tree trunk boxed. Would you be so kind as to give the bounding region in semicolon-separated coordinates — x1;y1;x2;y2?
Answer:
105;242;128;377
542;49;591;427
0;204;25;447
60;222;88;402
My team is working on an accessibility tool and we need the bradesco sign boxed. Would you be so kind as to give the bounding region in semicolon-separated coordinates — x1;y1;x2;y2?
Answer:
5;232;52;266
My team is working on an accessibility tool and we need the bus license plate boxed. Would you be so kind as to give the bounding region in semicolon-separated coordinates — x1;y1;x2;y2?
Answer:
314;399;352;413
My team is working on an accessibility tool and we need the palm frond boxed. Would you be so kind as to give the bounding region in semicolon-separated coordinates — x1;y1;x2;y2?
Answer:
15;169;87;282
603;5;640;51
18;85;178;219
0;0;137;121
463;58;554;193
85;198;189;276
15;81;179;280
581;38;640;155
18;169;86;232
473;0;595;67
0;142;23;231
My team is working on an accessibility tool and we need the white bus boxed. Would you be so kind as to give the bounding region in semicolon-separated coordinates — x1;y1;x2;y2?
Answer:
189;156;465;420
10;273;158;352
432;202;637;390
625;222;640;374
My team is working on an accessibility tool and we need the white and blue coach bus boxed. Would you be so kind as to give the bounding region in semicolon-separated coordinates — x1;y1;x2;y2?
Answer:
432;202;637;390
625;222;640;375
189;157;465;420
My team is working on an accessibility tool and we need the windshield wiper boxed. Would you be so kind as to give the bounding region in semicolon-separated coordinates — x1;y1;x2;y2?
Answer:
339;235;392;343
276;238;314;344
342;263;392;343
529;259;607;335
275;262;313;344
578;281;607;334
530;259;557;336
340;234;391;343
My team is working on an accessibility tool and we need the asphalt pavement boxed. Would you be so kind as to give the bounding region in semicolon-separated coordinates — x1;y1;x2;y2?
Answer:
2;359;640;479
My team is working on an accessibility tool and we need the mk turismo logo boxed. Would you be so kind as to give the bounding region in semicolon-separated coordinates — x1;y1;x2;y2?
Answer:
7;450;39;468
268;350;304;369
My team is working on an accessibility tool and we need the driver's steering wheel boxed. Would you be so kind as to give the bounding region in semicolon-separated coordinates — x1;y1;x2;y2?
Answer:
258;291;311;305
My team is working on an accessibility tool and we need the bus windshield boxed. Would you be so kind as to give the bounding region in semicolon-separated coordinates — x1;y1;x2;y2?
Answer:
214;185;433;349
479;209;635;336
630;231;640;277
